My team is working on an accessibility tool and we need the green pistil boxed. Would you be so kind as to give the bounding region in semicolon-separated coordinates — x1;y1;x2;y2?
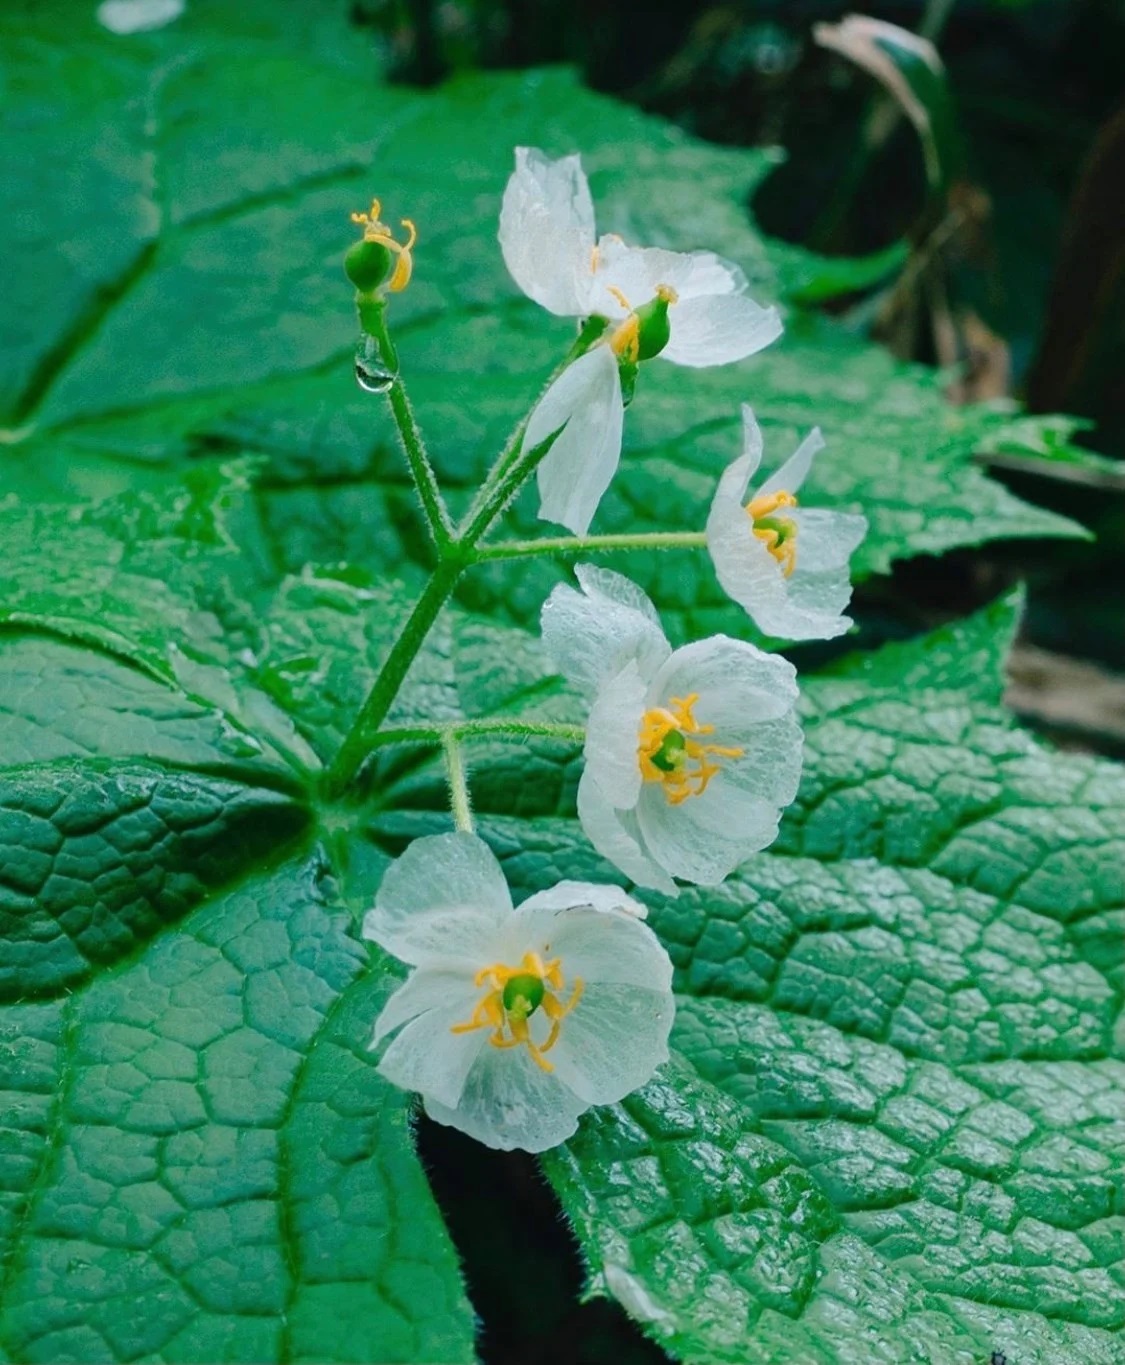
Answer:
502;973;546;1020
649;728;687;774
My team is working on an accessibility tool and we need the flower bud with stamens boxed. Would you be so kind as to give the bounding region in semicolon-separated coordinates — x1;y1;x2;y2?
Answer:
345;197;417;294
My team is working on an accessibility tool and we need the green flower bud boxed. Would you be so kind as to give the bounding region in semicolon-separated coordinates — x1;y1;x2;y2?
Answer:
344;237;394;292
634;284;677;361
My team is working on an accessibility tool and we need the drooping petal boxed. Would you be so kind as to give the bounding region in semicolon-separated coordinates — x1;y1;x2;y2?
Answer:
738;404;765;482
518;882;648;919
498;147;597;316
636;768;787;885
541;563;670;696
648;635;800;726
423;1042;587;1153
362;832;511;966
758;427;825;498
376;988;489;1109
548;981;672;1105
528;345;625;536
577;769;677;895
594;237;745;307
582;660;647;810
662;293;783;368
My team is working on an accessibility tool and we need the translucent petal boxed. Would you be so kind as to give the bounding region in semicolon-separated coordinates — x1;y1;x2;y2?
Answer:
377;991;488;1109
518;882;648;920
708;464;866;641
594;238;745;308
371;965;475;1045
739;404;765;482
422;1043;586;1153
528;345;624;536
648;636;800;726
663;293;783;368
541;563;670;696
582;660;646;809
759;427;825;498
362;832;511;966
498;147;597;317
548;981;672;1105
515;903;672;991
636;769;786;884
577;769;678;895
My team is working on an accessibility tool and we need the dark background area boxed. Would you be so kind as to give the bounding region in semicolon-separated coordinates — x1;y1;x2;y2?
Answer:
380;1;1124;1358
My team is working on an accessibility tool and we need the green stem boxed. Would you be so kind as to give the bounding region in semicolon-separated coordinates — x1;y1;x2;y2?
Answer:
358;294;452;547
477;530;708;562
443;733;475;832
367;719;587;750
323;553;466;796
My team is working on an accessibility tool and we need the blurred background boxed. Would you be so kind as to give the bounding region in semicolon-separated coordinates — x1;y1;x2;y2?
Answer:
352;2;1122;1360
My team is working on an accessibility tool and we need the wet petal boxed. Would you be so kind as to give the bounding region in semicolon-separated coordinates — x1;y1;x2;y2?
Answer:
517;903;672;992
583;660;647;809
518;882;648;920
577;770;678;895
423;1044;586;1153
528;345;624;536
376;988;488;1109
362;831;511;966
663;293;783;367
541;563;670;696
549;981;672;1105
649;636;800;726
499;147;597;316
596;238;745;305
758;426;825;498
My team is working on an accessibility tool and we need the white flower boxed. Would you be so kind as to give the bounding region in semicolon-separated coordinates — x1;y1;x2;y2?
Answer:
363;832;674;1153
542;566;803;893
706;405;868;641
500;147;784;536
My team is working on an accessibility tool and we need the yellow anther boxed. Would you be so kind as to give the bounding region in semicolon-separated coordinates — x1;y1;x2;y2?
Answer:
655;283;679;304
637;693;744;805
746;489;799;577
349;199;417;293
451;950;583;1073
610;314;641;362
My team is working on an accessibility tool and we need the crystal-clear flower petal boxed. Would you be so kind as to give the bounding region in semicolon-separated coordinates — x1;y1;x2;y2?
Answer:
593;238;746;309
371;966;474;1046
549;981;672;1104
707;433;867;641
758;426;825;498
362;831;510;966
541;563;671;696
648;635;800;725
377;988;488;1109
636;768;787;884
516;902;672;992
662;292;783;368
527;345;624;536
518;881;648;919
499;147;597;316
583;660;647;809
577;770;678;894
423;1043;586;1153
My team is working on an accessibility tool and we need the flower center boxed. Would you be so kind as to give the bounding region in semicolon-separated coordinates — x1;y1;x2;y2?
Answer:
603;284;679;363
637;692;744;805
450;950;584;1073
349;198;418;293
746;489;799;577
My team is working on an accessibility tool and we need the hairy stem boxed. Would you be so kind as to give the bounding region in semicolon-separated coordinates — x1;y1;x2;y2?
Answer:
324;553;465;797
477;530;708;562
367;719;587;750
359;295;452;547
443;733;475;832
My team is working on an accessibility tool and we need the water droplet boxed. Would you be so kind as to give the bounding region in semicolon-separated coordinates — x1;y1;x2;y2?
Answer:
354;336;396;394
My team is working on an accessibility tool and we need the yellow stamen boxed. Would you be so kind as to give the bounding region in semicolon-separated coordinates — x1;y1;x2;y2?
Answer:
610;314;640;362
637;693;744;806
450;950;583;1073
746;489;799;577
349;199;417;293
